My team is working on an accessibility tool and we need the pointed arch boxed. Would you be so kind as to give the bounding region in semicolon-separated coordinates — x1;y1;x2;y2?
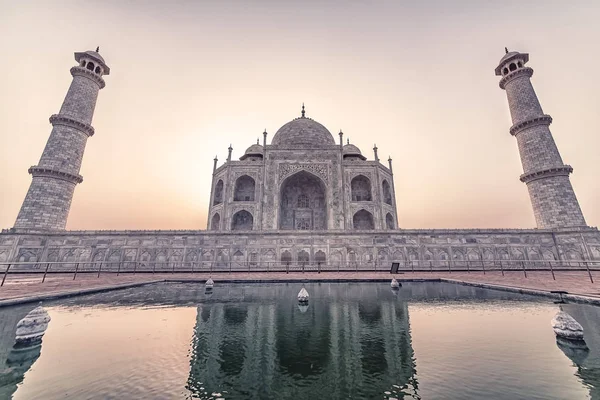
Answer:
211;213;221;231
353;209;374;230
279;170;327;230
351;175;372;201
231;210;253;231
234;175;255;201
385;213;394;229
382;179;392;205
213;180;224;205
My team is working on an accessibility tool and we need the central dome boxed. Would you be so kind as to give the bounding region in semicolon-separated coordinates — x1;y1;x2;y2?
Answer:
272;116;335;147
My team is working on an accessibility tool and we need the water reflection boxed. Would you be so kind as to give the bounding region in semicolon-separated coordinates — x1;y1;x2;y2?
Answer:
0;282;598;399
0;305;38;399
187;284;418;399
562;304;600;399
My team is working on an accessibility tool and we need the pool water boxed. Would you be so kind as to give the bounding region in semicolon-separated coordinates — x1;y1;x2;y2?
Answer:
0;282;598;399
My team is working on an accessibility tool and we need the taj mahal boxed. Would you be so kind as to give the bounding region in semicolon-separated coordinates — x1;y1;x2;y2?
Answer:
1;48;599;269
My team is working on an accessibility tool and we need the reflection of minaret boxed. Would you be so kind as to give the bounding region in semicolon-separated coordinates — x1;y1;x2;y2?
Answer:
561;304;600;400
187;302;278;397
0;305;40;399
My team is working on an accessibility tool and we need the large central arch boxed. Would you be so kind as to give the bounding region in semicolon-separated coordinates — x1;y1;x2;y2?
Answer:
279;170;327;230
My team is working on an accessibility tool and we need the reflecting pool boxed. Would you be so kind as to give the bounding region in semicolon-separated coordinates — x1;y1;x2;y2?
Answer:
0;282;599;399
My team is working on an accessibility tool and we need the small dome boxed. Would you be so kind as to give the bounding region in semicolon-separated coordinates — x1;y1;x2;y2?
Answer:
74;49;110;75
240;143;263;160
272;117;335;147
495;50;529;76
499;51;520;64
343;143;366;160
85;50;105;64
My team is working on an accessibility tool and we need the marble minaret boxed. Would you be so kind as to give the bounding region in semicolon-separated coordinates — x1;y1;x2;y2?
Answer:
496;49;586;229
14;49;109;230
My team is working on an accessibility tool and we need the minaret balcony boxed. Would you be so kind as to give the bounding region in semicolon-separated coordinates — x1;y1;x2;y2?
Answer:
499;67;534;89
28;166;83;184
49;114;95;137
70;66;106;89
520;165;573;184
509;115;552;136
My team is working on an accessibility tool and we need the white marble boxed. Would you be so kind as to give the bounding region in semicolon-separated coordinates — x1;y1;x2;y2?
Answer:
298;287;309;302
15;306;51;344
391;278;400;289
551;311;584;341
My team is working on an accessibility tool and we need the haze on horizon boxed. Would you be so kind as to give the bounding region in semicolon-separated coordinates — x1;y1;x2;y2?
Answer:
1;0;599;231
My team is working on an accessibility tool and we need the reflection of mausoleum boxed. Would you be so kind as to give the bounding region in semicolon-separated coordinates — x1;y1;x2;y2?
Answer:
208;106;397;232
187;285;417;398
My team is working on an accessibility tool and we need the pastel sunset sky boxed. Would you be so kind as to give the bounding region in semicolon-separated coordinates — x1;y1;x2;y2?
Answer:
1;0;598;230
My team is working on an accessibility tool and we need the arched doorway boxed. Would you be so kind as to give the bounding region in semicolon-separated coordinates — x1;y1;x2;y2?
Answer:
353;209;374;230
231;210;253;231
279;171;327;230
211;213;221;230
385;213;394;229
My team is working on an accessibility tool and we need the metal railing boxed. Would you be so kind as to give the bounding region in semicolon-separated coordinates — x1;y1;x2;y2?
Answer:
0;259;598;287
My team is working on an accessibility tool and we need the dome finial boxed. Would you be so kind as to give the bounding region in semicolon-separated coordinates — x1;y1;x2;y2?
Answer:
505;46;508;54
347;138;350;145
301;103;305;118
257;138;259;144
96;46;100;53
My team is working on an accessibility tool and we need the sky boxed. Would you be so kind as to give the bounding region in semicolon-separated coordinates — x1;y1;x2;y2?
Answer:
0;0;598;230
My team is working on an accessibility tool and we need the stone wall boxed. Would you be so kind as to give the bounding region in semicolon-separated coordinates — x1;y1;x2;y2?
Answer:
1;227;599;268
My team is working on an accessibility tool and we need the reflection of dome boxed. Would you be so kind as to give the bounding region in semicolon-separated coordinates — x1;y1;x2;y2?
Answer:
240;143;263;160
343;143;366;160
272;117;335;147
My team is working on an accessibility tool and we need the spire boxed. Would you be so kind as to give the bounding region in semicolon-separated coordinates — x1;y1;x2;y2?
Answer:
257;138;259;144
373;144;379;162
505;47;508;54
301;103;305;118
347;138;350;145
96;46;100;53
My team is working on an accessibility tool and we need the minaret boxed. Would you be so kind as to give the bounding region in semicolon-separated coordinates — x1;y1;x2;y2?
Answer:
14;48;110;230
496;49;586;229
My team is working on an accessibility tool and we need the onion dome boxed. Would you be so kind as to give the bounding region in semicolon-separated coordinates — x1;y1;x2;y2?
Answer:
343;143;366;160
271;105;335;147
240;143;263;160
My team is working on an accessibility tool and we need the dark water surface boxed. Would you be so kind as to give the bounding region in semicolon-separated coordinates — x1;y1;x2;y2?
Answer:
0;282;598;399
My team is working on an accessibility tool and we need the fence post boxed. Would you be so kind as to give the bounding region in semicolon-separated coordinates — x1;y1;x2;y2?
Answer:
467;260;470;274
549;261;555;280
482;261;486;275
73;263;80;280
286;262;289;274
42;263;50;283
172;262;176;274
133;262;137;275
448;261;451;274
229;260;232;273
318;262;321;274
522;261;527;278
97;262;103;278
430;260;433;273
1;264;11;287
117;262;121;276
584;261;594;284
499;261;503;277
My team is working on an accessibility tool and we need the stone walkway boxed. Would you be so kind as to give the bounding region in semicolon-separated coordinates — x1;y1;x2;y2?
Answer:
0;270;598;306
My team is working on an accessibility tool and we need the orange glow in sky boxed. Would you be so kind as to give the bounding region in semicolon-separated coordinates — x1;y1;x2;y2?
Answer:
1;1;598;230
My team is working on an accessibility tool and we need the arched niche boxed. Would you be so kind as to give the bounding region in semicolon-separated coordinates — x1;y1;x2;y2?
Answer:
385;213;394;229
279;170;327;230
213;180;224;205
281;250;292;265
231;210;253;231
351;175;372;201
211;213;221;231
353;209;374;230
382;180;392;205
234;175;255;201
